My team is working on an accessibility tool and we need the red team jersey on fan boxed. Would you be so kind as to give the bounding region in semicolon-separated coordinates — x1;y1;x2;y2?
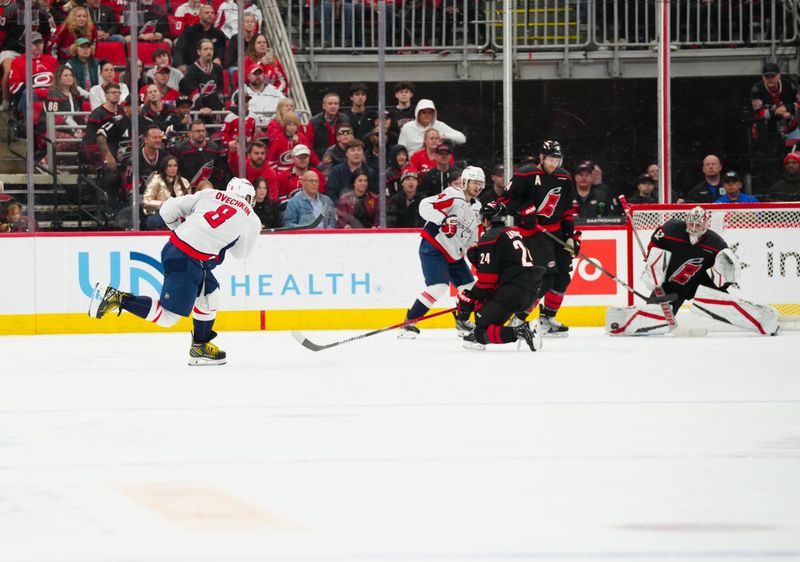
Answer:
8;54;59;99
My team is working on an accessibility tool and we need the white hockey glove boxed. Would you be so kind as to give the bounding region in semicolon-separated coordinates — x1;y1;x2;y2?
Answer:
709;248;740;288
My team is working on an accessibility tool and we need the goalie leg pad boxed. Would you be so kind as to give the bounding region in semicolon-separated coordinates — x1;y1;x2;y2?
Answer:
193;289;220;321
605;305;675;336
691;285;780;336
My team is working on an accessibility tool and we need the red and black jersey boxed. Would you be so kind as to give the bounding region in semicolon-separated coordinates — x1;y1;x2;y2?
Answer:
171;138;225;186
501;162;576;238
1;1;43;53
648;219;727;298
179;61;225;112
8;53;59;99
467;226;540;302
85;103;122;146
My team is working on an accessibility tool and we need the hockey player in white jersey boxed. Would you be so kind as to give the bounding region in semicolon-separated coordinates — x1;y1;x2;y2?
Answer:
89;178;263;365
398;166;485;338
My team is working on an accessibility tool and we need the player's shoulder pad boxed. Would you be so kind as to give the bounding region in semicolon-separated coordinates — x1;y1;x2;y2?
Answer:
512;162;542;176
552;166;573;180
661;218;686;237
701;229;727;252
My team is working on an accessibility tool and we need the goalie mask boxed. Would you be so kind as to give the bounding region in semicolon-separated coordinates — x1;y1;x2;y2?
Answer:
226;177;256;207
686;206;710;245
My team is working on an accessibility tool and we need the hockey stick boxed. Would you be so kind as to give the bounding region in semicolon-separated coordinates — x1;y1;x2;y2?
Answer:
618;195;678;329
291;307;457;352
262;214;324;233
536;227;677;305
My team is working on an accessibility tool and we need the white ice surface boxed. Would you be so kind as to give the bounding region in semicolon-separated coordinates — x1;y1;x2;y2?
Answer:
1;328;799;562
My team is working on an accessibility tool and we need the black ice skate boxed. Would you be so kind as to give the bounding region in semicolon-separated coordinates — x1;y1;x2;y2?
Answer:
454;316;475;337
189;331;227;366
88;283;131;319
540;314;569;337
397;322;420;339
462;332;486;351
514;319;542;352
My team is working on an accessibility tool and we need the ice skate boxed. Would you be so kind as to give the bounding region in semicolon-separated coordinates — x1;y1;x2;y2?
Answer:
189;335;227;366
507;313;526;328
462;332;486;351
455;317;475;337
540;314;569;337
397;322;420;339
515;319;542;351
88;283;131;319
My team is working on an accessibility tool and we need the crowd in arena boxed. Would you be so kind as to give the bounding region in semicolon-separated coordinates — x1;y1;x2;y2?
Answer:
0;0;799;233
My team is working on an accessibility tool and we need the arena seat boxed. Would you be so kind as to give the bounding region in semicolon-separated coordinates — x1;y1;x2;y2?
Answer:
137;42;171;66
95;41;126;66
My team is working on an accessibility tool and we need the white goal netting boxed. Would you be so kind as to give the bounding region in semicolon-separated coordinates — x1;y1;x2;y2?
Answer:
629;203;800;323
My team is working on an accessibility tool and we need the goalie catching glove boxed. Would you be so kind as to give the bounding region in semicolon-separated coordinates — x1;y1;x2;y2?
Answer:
709;247;740;289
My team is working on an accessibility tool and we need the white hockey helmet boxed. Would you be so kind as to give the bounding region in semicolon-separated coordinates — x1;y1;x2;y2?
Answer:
461;165;485;192
226;177;256;206
686;206;710;245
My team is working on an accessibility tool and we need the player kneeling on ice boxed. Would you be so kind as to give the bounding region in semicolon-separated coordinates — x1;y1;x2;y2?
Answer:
398;166;485;339
89;178;262;365
606;206;780;336
460;202;546;351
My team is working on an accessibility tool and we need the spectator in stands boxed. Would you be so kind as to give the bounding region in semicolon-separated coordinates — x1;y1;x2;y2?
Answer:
145;49;184;91
172;119;224;186
410;128;445;174
284;170;337;229
52;5;98;61
715;170;758;203
267;97;301;144
252;176;279;230
267;112;315;174
128;124;168;196
326;139;378;201
141;84;172;131
336;169;379;228
627;173;658;205
120;59;152;94
89;61;129;110
228;139;279;187
216;0;262;40
572;159;610;218
397;99;466;153
164;95;194;143
225;12;259;77
85;81;123;166
7;31;59;115
140;65;179;105
0;0;40;111
219;99;257;147
135;0;170;46
320;124;355;173
591;162;613;198
244;34;288;95
683;154;724;203
84;0;123;43
767;152;800;201
174;0;203;29
277;144;326;204
385;144;409;197
362;110;398;163
0;202;34;232
342;82;377;140
387;166;424;228
239;64;285;126
389;81;415;136
179;38;226;118
308;91;350;160
419;142;457;197
479;163;505;205
142;156;191;229
174;4;226;72
67;38;101;95
750;62;798;155
42;65;85;157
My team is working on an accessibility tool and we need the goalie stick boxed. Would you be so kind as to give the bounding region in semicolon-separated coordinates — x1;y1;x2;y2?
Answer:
536;227;677;305
262;214;324;233
618;195;678;329
292;307;456;352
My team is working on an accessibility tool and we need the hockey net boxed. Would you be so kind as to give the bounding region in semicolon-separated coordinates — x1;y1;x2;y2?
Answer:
628;203;800;327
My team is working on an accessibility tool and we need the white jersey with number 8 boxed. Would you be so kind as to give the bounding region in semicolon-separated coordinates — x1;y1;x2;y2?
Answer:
160;189;262;261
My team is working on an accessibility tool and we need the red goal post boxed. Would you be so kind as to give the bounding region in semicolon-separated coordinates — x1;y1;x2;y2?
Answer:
626;203;800;324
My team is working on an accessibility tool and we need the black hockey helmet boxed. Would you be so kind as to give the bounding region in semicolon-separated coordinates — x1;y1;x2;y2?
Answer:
540;139;563;158
479;201;507;224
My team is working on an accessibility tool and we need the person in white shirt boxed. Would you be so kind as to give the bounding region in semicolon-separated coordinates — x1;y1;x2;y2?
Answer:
397;98;466;153
89;61;130;110
215;0;263;39
89;178;262;365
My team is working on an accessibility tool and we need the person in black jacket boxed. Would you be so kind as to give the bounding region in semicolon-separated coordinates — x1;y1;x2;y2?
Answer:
179;39;225;116
459;201;545;351
173;4;227;72
387;166;425;228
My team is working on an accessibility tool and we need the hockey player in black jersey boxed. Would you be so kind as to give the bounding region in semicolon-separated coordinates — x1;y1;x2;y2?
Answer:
499;139;579;336
459;202;546;351
606;206;780;336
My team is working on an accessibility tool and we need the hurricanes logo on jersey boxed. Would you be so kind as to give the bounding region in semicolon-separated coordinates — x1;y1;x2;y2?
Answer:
199;80;218;97
537;187;562;218
669;257;704;285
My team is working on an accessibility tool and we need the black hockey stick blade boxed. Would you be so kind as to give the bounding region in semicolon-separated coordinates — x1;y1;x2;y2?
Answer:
646;292;679;304
291;307;457;352
263;214;324;233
